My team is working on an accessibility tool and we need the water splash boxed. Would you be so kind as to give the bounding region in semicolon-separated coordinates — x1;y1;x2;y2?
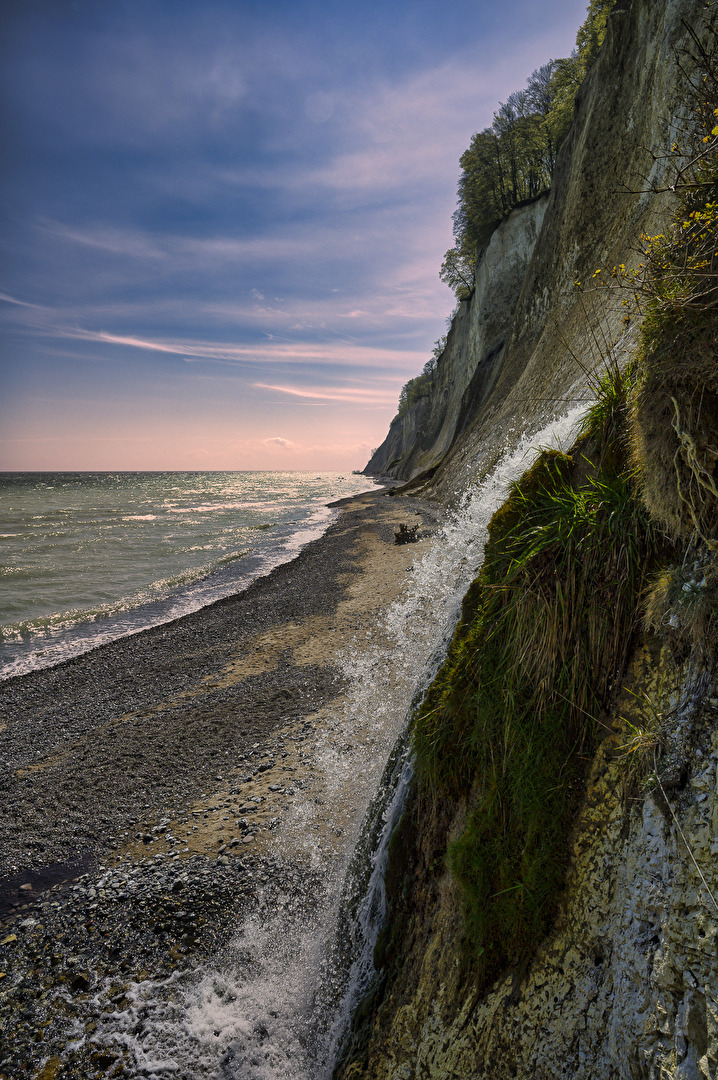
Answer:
90;406;587;1079
312;404;588;1066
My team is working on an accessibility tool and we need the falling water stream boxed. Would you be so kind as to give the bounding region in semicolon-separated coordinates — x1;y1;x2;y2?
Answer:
91;407;586;1079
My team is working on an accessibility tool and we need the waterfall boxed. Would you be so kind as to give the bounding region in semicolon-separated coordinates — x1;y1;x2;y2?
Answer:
91;405;587;1079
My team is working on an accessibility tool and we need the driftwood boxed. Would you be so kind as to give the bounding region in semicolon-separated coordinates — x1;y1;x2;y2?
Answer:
394;523;420;545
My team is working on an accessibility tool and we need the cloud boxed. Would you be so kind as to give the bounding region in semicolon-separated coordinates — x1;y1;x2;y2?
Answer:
14;319;425;374
254;382;399;405
1;0;587;471
0;292;45;309
263;436;294;448
36;220;327;266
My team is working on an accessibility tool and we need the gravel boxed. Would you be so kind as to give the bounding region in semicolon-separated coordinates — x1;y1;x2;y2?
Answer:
0;489;437;1078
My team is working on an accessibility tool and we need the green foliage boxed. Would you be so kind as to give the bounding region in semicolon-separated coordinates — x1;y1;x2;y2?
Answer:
442;0;616;296
393;354;441;420
545;55;584;155
412;366;659;981
549;0;616;149
395;369;434;419
578;354;637;473
439;246;475;299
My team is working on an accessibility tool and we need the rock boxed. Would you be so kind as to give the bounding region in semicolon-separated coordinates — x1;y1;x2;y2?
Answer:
35;1057;62;1080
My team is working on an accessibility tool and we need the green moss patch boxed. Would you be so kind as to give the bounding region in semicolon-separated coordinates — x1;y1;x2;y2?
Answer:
412;378;660;983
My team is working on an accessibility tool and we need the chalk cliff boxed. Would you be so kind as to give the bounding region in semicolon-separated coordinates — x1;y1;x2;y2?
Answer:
364;195;548;482
366;0;704;500
345;1;718;1077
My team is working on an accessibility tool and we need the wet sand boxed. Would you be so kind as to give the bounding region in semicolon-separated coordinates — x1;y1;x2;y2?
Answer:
0;487;440;1079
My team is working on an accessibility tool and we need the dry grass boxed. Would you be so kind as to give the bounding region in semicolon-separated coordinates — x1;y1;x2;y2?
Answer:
628;8;718;548
645;555;718;670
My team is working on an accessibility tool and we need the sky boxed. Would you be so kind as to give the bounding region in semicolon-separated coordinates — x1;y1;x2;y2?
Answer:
0;0;589;472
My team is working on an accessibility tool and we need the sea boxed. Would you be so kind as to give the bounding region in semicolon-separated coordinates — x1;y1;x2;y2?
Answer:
0;470;376;682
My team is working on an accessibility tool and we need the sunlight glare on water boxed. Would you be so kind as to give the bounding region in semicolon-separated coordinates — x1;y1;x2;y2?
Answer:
0;471;373;680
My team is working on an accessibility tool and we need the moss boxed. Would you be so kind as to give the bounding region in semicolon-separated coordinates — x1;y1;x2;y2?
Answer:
486;449;574;552
411;370;660;982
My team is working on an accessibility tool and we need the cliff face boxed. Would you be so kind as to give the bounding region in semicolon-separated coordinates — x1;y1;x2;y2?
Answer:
366;0;706;500
340;648;718;1080
343;1;718;1077
364;195;548;480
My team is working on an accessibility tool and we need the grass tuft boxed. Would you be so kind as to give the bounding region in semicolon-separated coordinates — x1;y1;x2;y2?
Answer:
412;366;660;983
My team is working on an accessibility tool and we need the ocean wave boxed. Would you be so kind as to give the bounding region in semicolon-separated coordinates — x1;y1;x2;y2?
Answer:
2;605;117;642
0;472;376;678
215;549;250;567
164;502;252;514
0;560;222;644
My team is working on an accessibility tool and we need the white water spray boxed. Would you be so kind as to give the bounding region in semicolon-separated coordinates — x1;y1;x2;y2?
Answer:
92;406;586;1079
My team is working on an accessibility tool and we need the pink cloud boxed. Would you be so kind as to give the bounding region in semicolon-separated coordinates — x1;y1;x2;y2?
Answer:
254;382;399;405
263;436;294;448
39;325;424;373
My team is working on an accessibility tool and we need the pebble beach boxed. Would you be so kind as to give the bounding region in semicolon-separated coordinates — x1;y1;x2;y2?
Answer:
0;488;440;1079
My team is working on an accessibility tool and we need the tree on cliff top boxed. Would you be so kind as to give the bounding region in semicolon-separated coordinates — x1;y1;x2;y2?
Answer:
440;0;617;299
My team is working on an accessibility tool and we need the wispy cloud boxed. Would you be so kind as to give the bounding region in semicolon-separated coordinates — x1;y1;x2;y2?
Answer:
1;0;585;469
0;292;45;310
39;326;424;373
254;382;399;404
37;220;328;265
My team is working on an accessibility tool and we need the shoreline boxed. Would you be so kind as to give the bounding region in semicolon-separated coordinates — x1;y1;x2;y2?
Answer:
0;478;390;684
0;487;441;1079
